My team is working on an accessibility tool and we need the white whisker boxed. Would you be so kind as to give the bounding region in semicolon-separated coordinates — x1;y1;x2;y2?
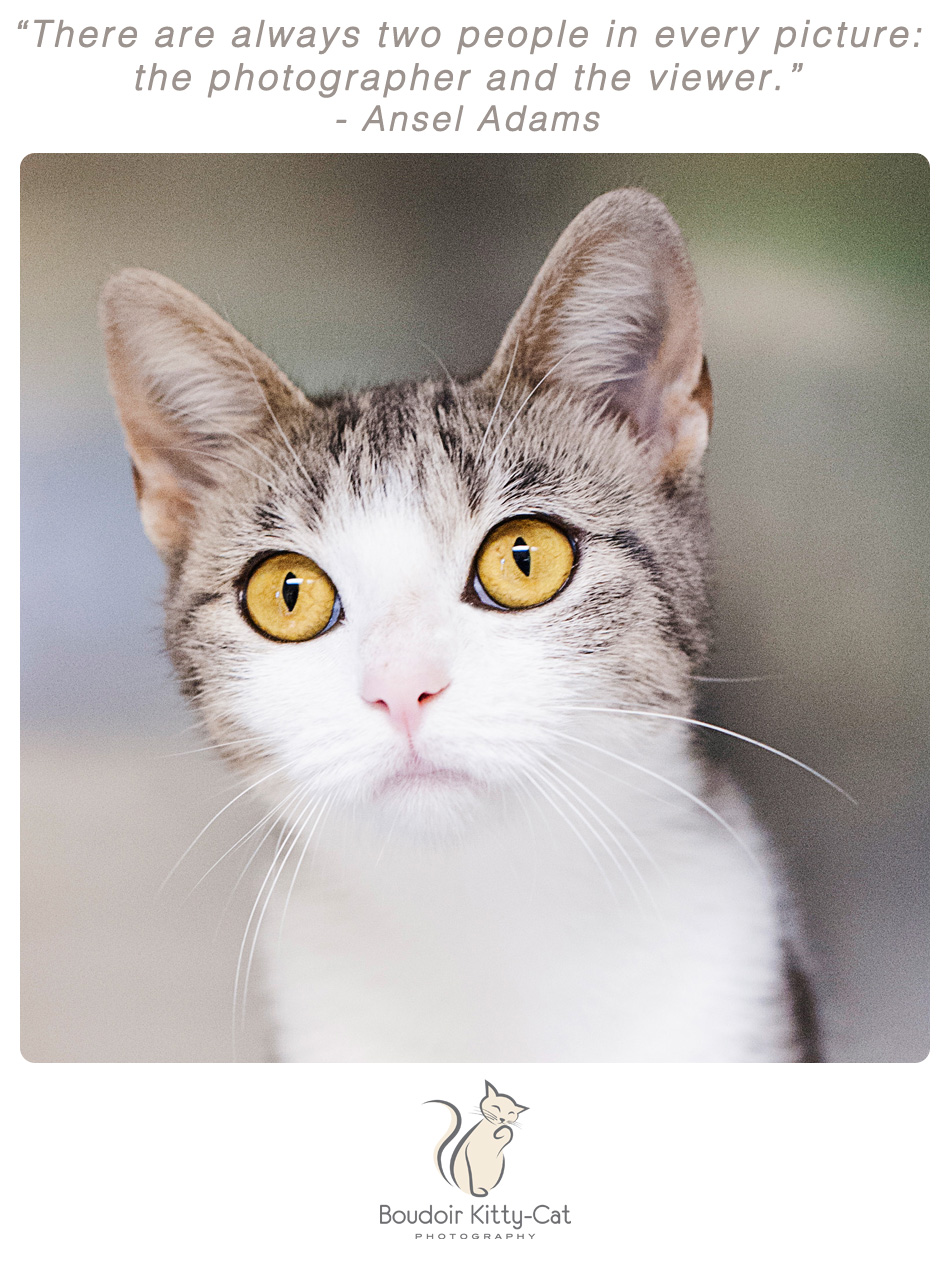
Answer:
476;336;519;460
520;768;619;900
488;348;578;464
185;784;301;901
159;760;292;894
213;817;284;940
275;792;336;949
225;324;323;499
568;706;856;804
539;749;662;874
563;744;679;812
215;786;311;937
169;397;296;486
531;759;644;907
374;811;400;868
240;793;328;1027
417;340;477;435
556;732;762;871
691;674;782;684
541;756;670;929
159;735;267;759
231;791;320;1053
157;444;284;495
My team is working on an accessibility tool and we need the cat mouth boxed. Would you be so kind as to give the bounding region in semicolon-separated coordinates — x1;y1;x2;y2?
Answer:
376;761;475;796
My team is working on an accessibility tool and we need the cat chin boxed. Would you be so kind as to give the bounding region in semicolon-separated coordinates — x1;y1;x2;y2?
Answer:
359;769;497;839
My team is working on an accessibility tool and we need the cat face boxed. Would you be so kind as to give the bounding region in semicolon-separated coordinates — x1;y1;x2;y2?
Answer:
101;189;712;831
480;1081;527;1124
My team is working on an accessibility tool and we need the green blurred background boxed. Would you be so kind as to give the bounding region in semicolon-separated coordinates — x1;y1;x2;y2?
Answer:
21;154;928;1061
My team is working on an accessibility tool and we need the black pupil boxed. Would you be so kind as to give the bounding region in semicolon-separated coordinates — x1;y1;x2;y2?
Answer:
282;572;300;612
512;537;531;577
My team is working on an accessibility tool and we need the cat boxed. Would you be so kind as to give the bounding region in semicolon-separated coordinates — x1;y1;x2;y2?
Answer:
429;1081;527;1197
100;187;819;1062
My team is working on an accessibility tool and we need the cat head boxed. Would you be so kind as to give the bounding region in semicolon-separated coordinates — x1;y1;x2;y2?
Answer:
100;189;711;831
480;1081;528;1124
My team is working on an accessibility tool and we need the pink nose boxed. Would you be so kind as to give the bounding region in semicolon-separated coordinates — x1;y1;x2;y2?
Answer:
361;664;450;739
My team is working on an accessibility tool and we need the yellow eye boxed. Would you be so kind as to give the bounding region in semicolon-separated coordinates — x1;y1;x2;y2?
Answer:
474;517;575;609
242;553;340;642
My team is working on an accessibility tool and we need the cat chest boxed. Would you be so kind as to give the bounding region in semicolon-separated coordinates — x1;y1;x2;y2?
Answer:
266;830;785;1061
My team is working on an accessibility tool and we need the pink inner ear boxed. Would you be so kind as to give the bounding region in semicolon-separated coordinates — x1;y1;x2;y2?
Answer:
483;189;709;474
600;333;668;438
100;266;314;558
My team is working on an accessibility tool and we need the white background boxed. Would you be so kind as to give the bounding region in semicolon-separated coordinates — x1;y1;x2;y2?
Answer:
9;3;941;1261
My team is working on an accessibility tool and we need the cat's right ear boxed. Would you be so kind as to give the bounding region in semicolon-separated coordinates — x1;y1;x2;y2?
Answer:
100;269;312;559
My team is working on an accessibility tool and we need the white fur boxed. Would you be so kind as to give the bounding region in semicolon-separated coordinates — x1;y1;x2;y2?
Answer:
266;732;791;1062
224;493;795;1062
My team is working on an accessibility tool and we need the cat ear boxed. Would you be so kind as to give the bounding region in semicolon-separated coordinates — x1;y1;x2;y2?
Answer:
100;268;312;559
484;188;711;479
484;1081;498;1098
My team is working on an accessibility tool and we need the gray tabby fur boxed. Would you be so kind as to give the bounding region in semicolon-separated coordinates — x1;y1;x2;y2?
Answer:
100;189;812;1062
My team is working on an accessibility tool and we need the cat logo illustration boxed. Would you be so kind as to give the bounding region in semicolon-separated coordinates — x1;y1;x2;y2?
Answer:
427;1081;528;1197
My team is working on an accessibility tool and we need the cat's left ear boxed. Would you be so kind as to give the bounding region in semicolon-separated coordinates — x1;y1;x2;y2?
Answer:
484;1080;498;1098
483;188;711;480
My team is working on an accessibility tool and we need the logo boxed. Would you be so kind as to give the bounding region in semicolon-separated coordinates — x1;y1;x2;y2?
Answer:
426;1079;528;1197
376;1080;570;1239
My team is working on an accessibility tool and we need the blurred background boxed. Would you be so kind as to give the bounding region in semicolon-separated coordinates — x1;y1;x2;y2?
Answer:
21;154;928;1061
